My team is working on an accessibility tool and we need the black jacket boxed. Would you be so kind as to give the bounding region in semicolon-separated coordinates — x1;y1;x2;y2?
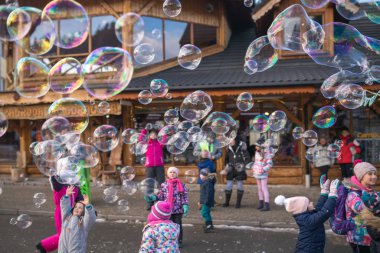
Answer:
225;141;250;181
294;195;336;253
199;177;216;207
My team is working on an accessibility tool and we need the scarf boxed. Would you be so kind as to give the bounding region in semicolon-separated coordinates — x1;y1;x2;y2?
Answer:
166;178;184;209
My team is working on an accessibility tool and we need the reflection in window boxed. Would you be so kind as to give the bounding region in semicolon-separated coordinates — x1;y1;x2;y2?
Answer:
193;24;217;48
164;20;190;60
134;16;164;69
91;15;121;50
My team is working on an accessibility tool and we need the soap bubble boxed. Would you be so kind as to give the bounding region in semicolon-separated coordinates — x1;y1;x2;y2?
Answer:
30;142;40;156
42;0;89;49
129;142;148;156
244;0;254;7
32;154;57;177
120;166;135;181
164;109;179;125
97;101;111;115
245;60;258;73
70;142;99;168
134;43;155;64
14;57;50;99
56;156;81;184
269;110;287;132
150;79;169;97
166;93;172;99
41;116;71;141
33;192;46;208
58;132;81;149
121;128;139;144
151;28;162;39
335;0;366;21
122;180;138;195
302;130;318;147
48;98;89;134
337;83;364;109
0;112;8;137
292;126;304;140
312;106;337;129
93;125;119;152
103;191;118;204
49;57;83;94
166;131;190;155
180;90;213;121
139;178;160;196
163;0;182;17
2;6;31;41
251;115;270;133
202;112;237;148
187;126;203;142
236;92;254;111
245;35;278;72
211;117;230;135
11;7;56;55
300;0;330;9
178;120;193;132
115;12;144;47
138;90;153;105
327;143;341;158
185;170;197;183
11;214;32;229
158;125;178;145
39;140;64;162
82;47;134;99
178;44;202;70
306;147;318;162
117;199;130;213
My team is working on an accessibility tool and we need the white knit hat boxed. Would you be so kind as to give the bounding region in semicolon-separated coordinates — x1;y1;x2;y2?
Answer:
275;195;311;215
167;167;179;177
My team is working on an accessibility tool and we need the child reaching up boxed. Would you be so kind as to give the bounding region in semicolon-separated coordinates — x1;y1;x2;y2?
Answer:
139;201;180;252
144;167;188;247
58;185;96;253
275;176;339;253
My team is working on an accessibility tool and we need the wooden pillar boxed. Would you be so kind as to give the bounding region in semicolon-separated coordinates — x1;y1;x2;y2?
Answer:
18;120;27;173
213;100;226;183
122;101;134;166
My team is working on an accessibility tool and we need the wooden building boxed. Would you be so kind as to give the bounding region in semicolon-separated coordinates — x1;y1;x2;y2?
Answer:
0;0;379;185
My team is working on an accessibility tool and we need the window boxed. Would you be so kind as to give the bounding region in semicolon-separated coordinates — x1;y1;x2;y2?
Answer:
91;15;121;50
0;130;19;163
193;24;217;48
164;20;191;60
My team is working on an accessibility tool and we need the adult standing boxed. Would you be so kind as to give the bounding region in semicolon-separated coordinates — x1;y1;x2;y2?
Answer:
140;128;165;210
222;137;250;208
311;137;333;179
345;161;378;252
337;127;361;179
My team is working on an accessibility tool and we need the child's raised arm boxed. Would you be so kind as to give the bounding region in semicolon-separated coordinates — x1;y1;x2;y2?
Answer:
83;195;96;231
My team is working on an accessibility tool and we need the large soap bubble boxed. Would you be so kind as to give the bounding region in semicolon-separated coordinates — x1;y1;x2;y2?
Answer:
2;6;31;41
236;92;254;111
10;7;56;55
187;126;203;142
49;57;83;94
134;43;155;64
150;79;169;98
163;0;182;17
43;0;89;49
14;57;50;99
166;131;190;155
337;83;364;109
321;70;366;99
251;115;270;133
139;178;160;196
334;0;367;21
48;98;89;134
82;47;134;99
121;128;139;144
158;125;178;145
69;142;99;168
300;0;330;9
41;116;71;140
164;109;179;125
178;120;194;132
269;110;287;132
115;12;144;47
202;111;237;148
120;166;135;181
180;90;213;121
178;44;202;70
39;140;64;162
245;35;278;72
312;106;337;129
93;125;119;152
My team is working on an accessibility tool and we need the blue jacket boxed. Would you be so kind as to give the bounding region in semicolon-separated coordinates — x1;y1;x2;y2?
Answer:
294;195;336;253
199;177;216;207
197;158;215;184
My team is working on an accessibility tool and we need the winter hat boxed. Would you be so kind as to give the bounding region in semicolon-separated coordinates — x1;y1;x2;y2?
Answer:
275;195;310;215
167;167;179;177
200;169;209;177
148;201;172;222
354;161;377;181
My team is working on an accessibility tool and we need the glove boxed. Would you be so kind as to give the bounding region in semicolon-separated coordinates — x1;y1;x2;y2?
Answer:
329;179;340;198
144;195;152;203
183;204;189;217
353;139;360;146
220;169;227;176
144;194;157;203
320;174;330;195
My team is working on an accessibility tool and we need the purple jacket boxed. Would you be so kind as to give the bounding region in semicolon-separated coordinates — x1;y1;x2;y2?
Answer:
157;181;188;214
140;129;164;167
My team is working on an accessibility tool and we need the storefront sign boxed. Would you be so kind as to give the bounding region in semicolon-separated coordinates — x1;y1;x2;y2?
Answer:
357;132;380;139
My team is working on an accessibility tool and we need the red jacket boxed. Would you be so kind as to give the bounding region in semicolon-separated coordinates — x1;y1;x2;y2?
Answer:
140;129;165;167
337;135;361;164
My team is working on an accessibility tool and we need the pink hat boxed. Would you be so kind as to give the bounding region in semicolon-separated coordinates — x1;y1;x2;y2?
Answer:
354;161;377;181
148;201;172;223
275;195;311;215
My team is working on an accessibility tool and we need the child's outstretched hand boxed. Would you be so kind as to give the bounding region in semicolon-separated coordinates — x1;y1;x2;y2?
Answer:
320;175;330;195
329;179;340;198
83;195;90;206
66;185;75;197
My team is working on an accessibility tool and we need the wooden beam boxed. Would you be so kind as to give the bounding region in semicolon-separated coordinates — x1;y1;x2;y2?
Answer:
100;0;120;19
137;0;157;16
272;100;302;126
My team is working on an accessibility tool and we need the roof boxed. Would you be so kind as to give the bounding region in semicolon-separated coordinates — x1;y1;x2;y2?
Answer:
128;28;338;91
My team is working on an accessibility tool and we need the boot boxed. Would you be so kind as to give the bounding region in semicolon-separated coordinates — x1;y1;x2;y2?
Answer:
261;202;270;212
257;200;264;210
223;190;232;207
36;243;47;253
204;221;215;233
235;190;244;208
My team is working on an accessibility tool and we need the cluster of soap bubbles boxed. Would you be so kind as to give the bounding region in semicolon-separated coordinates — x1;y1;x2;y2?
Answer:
138;79;171;105
292;127;318;147
245;4;380;110
103;186;119;204
9;214;32;229
250;111;287;133
33;193;47;208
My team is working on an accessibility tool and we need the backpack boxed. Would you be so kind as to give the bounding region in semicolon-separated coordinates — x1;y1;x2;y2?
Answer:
329;184;357;235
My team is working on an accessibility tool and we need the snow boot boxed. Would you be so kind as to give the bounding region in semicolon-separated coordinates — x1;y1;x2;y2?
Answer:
36;242;47;253
223;190;232;207
257;200;264;210
204;221;215;233
261;202;270;212
235;190;244;208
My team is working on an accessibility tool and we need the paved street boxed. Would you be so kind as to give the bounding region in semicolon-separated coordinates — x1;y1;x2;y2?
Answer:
0;215;349;253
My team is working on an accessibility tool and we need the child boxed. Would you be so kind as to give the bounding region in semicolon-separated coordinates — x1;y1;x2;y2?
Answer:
36;176;83;253
144;167;189;247
197;150;216;185
199;169;216;233
252;139;273;211
58;185;96;253
274;176;339;253
139;201;180;252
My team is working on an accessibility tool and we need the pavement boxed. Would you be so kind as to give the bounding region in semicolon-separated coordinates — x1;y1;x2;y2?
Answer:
0;175;324;229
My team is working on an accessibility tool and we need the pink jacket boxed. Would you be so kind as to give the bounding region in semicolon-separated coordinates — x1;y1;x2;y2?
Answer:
140;129;165;167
